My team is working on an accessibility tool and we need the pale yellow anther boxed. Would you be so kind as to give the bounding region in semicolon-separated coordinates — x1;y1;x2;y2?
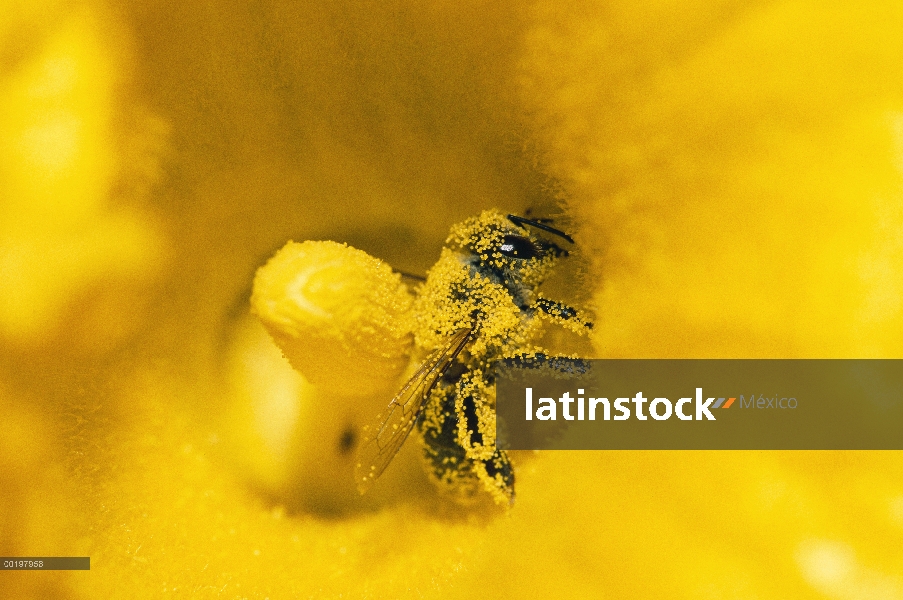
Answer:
251;240;414;396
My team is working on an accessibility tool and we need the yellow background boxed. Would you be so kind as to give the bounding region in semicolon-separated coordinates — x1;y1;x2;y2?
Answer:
2;0;903;598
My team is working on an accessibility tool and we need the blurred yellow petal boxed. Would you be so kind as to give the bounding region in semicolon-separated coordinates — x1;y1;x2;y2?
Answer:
521;1;903;358
0;6;167;349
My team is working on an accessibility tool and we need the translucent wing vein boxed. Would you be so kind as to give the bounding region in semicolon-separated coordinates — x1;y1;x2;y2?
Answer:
355;328;473;494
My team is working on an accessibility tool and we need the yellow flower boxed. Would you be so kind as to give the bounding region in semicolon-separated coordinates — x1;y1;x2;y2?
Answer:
2;1;903;599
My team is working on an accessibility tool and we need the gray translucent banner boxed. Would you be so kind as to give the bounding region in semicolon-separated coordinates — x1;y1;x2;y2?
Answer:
495;360;903;449
0;557;90;570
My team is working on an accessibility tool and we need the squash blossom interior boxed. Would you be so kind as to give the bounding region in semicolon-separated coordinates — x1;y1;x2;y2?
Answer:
4;1;903;599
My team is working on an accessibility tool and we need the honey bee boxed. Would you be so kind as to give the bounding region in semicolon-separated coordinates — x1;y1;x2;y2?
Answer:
355;210;593;507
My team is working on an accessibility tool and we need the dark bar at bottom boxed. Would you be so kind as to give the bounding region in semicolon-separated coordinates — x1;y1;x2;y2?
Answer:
1;557;90;570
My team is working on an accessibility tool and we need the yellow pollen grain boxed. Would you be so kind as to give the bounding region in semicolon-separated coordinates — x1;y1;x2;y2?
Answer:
251;240;414;396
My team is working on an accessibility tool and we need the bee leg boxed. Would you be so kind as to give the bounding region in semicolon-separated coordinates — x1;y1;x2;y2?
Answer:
451;370;496;460
419;388;499;503
419;379;515;507
468;449;515;507
482;450;515;501
532;297;594;331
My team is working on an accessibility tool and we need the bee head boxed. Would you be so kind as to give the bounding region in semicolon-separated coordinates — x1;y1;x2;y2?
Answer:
446;210;573;288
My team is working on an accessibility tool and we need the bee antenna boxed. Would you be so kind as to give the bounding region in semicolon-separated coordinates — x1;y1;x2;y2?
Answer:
393;269;427;282
523;208;555;224
507;215;575;244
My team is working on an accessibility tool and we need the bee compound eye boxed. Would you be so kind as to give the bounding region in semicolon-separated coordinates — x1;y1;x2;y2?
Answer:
499;234;540;259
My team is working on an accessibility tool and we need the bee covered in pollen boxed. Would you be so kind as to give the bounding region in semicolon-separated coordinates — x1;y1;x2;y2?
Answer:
355;210;593;507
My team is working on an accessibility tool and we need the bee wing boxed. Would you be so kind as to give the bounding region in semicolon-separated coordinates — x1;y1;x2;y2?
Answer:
355;328;473;494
